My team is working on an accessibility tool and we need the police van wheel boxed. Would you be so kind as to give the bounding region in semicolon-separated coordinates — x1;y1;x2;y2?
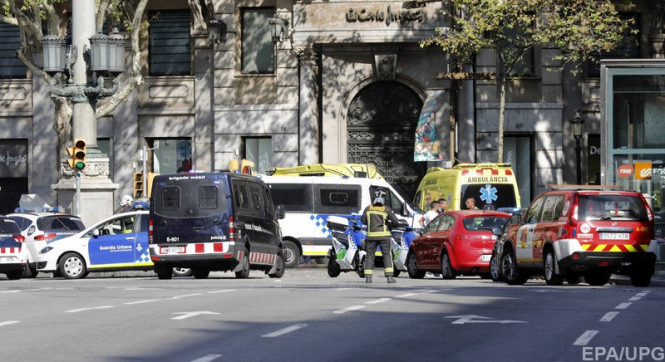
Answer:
235;247;250;279
282;241;300;268
172;268;192;277
59;252;87;279
157;273;172;280
6;271;22;280
192;269;210;279
269;251;286;279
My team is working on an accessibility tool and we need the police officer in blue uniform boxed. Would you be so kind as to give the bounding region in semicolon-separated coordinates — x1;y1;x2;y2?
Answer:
361;188;400;284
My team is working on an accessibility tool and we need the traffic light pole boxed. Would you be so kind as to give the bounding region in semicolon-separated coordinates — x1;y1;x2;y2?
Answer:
75;170;81;216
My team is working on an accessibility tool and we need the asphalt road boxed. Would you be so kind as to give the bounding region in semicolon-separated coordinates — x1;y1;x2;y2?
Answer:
1;268;664;362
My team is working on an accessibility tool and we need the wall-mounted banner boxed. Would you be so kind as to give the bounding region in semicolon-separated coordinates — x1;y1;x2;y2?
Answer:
414;90;444;162
634;161;652;180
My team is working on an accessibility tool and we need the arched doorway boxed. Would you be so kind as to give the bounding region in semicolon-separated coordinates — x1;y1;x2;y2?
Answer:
347;81;425;201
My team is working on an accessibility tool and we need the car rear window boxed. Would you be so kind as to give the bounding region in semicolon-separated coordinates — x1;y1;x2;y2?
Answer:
37;216;85;232
578;195;648;222
462;216;509;231
0;218;21;233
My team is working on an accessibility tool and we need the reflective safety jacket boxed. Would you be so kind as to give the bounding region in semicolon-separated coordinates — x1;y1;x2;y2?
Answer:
361;204;399;240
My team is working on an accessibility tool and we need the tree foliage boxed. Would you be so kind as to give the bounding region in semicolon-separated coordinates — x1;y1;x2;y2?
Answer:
0;0;211;155
422;0;633;162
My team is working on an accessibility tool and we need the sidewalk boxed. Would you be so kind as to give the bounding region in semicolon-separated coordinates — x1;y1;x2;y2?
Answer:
610;262;665;287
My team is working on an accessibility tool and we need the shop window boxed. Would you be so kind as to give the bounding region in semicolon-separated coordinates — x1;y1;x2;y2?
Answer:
149;10;191;76
241;8;275;74
0;23;27;79
149;138;192;174
612;75;665;150
243;137;272;174
586;13;640;78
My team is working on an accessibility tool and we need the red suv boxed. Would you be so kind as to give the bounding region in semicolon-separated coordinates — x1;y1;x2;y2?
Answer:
497;186;657;287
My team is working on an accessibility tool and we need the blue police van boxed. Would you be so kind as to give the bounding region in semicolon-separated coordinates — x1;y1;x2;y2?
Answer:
149;172;285;279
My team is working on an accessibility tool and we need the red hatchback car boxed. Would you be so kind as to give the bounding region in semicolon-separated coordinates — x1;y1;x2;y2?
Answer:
407;210;511;279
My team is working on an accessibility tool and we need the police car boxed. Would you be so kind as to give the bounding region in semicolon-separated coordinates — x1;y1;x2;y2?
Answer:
37;210;151;279
0;216;26;280
7;209;85;278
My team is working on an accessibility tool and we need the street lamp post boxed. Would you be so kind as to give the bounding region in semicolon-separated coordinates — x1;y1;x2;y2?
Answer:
569;110;586;185
45;0;123;225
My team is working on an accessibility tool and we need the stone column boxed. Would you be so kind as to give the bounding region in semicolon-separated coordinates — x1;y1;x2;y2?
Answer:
52;0;118;225
296;45;319;165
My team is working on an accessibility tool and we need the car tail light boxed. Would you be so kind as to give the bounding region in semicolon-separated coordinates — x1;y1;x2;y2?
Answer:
229;215;236;241
148;219;154;244
13;235;25;243
598;261;609;267
572;253;579;260
35;233;56;242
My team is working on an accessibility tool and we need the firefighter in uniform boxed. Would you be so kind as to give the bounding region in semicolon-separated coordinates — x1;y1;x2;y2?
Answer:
361;189;400;284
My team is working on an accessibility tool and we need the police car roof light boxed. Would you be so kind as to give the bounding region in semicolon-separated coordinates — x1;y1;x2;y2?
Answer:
13;206;63;213
131;201;150;210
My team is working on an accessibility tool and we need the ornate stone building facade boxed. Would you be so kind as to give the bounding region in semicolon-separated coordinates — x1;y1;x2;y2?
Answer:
1;0;665;222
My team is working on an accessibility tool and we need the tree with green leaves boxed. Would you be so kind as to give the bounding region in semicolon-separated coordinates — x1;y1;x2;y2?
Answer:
422;0;632;162
0;0;211;155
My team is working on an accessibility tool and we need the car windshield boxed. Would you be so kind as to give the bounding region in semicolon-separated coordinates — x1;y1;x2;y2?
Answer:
462;216;509;231
37;216;86;232
578;195;648;222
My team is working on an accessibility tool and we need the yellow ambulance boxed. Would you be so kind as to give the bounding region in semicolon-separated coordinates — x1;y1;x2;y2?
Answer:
414;163;521;211
268;163;383;179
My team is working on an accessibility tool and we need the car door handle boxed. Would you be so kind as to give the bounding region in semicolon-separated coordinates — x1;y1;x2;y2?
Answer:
125;237;135;240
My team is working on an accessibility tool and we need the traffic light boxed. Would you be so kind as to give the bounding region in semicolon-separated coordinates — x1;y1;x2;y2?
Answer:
133;172;144;199
67;138;86;171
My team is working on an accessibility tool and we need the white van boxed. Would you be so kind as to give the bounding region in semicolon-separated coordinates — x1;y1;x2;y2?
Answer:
259;175;421;267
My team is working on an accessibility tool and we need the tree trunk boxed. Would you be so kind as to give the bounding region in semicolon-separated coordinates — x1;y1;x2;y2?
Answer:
497;77;506;163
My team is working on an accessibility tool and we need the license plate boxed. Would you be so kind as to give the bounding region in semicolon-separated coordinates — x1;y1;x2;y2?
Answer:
161;246;185;254
481;255;491;262
599;233;630;240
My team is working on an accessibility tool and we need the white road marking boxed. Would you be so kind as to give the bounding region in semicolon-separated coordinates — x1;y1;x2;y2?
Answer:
366;298;391;304
0;290;21;294
262;324;308;338
190;354;222;362
207;290;236;294
170;293;202;300
0;321;20;327
334;305;366;314
628;296;642;302
123;299;159;305
600;311;620;322
573;330;599;346
615;302;632;310
396;293;420;298
445;315;526;324
171;311;221;320
636;292;649;297
66;306;115;313
335;288;355;291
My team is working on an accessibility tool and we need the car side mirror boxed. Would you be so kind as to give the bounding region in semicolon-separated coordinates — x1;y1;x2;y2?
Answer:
492;227;502;236
400;203;409;217
92;229;100;238
276;204;285;220
529;217;538;224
